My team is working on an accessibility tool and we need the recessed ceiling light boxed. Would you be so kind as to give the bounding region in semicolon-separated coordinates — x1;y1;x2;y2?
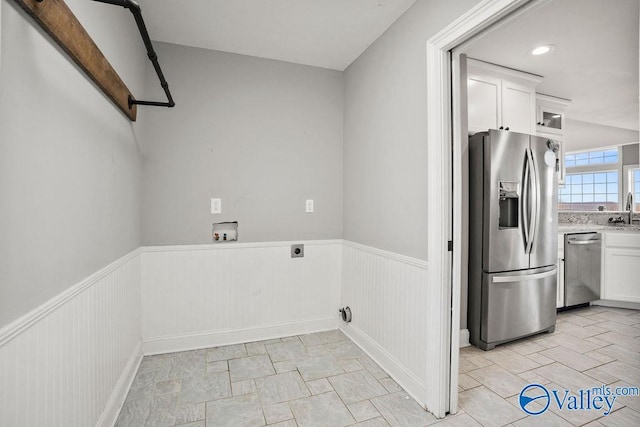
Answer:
530;44;555;56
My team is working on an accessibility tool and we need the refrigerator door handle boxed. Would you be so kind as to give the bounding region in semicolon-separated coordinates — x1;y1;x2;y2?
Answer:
522;153;530;251
528;147;540;254
492;269;556;283
524;148;536;254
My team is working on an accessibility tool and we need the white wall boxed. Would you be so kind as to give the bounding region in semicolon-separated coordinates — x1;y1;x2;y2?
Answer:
0;0;146;327
341;241;429;405
0;251;142;427
340;0;481;412
0;1;146;425
141;241;342;354
139;43;344;246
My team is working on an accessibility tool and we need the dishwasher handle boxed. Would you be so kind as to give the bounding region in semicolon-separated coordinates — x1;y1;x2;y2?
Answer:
567;239;600;245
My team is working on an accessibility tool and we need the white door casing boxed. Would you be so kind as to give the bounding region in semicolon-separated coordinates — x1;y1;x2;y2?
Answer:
425;0;538;417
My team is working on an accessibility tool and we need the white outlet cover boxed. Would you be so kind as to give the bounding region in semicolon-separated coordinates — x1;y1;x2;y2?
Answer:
211;198;222;214
306;199;314;213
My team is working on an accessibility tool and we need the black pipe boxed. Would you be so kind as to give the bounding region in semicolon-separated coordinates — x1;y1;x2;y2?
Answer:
91;0;175;108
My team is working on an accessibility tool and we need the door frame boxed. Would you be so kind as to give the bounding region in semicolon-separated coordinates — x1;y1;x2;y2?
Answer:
425;0;531;417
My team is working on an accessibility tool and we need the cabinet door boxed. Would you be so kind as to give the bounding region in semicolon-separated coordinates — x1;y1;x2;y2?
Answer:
536;104;564;135
501;81;535;134
467;74;501;133
603;248;640;303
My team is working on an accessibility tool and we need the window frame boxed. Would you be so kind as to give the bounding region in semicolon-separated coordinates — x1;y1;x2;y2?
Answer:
561;146;622;211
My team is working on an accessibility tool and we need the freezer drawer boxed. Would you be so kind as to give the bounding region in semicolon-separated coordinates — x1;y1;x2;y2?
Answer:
481;266;557;345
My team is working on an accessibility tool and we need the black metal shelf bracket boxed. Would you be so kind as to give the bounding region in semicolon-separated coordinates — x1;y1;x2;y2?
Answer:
35;0;175;108
92;0;175;109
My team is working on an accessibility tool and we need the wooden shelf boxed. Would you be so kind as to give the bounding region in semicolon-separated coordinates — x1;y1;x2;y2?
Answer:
13;0;137;121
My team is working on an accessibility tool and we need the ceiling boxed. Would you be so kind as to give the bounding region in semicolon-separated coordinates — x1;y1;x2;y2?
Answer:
462;0;639;132
135;0;637;132
137;0;416;71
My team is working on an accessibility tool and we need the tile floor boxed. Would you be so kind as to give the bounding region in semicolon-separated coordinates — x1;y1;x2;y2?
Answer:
459;305;640;427
116;330;438;427
116;306;640;426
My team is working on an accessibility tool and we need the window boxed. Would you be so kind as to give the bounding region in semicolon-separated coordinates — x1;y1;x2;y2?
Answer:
565;149;618;167
559;172;618;211
559;147;620;212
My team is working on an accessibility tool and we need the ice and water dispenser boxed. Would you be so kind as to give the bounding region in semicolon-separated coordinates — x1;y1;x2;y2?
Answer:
498;181;519;228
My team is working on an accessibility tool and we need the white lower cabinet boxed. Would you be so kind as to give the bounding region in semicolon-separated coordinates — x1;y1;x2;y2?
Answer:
602;232;640;303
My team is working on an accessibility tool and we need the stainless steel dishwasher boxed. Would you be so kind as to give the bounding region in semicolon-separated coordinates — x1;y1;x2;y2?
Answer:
564;232;601;306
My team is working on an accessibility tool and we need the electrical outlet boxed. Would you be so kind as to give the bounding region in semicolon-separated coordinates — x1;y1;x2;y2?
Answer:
211;198;222;214
306;199;314;213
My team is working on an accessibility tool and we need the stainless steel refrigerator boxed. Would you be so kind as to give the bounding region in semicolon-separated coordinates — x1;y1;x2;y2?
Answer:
468;129;558;350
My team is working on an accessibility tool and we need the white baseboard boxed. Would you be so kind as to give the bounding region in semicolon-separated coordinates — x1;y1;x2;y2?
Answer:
97;340;143;427
340;323;427;409
459;329;470;348
143;317;339;355
592;300;640;310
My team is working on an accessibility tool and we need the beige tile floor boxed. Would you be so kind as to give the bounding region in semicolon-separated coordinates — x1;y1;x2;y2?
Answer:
459;306;640;427
116;306;640;426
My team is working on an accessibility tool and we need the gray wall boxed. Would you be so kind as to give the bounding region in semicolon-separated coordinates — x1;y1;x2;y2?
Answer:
0;0;146;327
343;0;482;261
565;119;639;152
622;143;640;165
139;43;343;245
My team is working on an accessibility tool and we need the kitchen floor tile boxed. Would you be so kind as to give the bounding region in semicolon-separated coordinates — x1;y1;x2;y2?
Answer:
599;407;640;427
467;365;528;398
482;349;540;373
539;345;604;372
458;386;525;427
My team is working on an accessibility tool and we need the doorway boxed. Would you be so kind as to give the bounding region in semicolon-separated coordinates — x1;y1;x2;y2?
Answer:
429;0;640;419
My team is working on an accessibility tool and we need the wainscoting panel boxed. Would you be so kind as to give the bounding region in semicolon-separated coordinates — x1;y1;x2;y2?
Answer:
141;241;342;354
340;241;430;407
0;250;142;427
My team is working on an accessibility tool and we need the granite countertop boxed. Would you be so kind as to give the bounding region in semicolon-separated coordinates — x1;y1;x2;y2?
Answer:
558;211;640;233
558;224;640;233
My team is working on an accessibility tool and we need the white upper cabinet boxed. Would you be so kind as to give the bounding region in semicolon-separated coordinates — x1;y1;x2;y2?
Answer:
467;59;541;134
502;81;537;134
467;73;501;132
535;94;571;185
536;94;570;136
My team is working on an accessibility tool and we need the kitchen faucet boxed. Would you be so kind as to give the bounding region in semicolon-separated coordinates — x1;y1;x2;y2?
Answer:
625;192;634;224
